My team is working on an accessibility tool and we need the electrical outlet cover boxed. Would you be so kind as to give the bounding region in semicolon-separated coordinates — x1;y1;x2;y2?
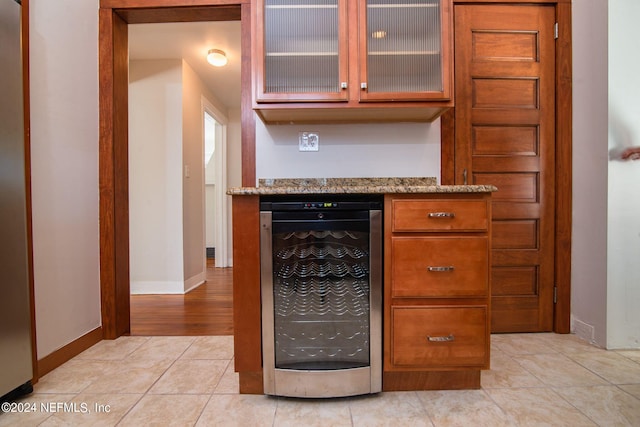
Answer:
299;132;319;151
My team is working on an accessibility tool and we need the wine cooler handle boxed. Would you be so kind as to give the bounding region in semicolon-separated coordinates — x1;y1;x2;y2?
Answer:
427;334;455;342
427;266;454;272
428;212;455;218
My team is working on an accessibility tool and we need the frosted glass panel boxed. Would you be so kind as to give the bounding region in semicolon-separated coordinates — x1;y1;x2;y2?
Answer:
264;0;341;93
366;0;442;93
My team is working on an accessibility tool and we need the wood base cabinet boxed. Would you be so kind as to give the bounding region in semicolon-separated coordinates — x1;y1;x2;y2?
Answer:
383;193;491;391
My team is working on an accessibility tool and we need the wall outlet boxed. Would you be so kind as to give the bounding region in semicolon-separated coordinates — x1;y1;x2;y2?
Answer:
299;132;319;152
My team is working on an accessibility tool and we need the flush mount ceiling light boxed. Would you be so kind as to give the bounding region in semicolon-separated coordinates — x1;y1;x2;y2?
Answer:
207;49;228;67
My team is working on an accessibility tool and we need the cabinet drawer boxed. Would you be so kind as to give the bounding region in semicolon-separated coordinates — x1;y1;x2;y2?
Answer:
391;306;488;368
392;200;488;232
391;236;488;297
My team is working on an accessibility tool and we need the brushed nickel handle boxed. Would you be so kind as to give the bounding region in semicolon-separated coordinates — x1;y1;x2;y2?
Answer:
463;168;468;185
428;212;455;218
427;266;454;272
427;334;455;342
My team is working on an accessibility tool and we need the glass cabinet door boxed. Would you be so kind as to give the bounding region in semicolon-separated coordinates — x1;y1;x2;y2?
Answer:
359;0;450;101
256;0;349;102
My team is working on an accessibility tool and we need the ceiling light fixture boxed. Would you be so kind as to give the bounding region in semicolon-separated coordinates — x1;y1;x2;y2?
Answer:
207;49;228;67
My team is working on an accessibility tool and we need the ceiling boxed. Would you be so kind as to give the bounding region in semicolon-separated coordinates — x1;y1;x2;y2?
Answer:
128;21;242;109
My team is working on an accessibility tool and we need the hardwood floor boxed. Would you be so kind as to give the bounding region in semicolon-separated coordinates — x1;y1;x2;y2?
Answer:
130;258;233;336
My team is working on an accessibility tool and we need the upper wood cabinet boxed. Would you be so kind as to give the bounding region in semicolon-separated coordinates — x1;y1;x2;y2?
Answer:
255;0;349;103
253;0;453;123
358;0;449;102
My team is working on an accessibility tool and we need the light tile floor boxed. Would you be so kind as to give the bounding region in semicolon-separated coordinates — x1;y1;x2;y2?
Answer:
2;333;639;426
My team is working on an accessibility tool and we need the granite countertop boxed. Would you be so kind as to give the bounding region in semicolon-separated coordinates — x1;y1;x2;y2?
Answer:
226;177;497;195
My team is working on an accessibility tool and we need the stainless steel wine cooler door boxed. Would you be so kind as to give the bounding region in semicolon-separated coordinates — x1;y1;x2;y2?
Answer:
260;208;382;398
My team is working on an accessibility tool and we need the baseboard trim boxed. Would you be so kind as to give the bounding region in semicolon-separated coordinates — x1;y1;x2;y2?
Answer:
184;271;206;294
130;280;184;294
382;370;481;391
37;326;103;378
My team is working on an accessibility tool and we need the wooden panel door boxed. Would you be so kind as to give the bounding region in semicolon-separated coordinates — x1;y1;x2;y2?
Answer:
454;4;555;332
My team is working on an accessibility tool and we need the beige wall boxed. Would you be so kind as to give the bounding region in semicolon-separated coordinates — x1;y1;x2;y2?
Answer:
226;107;242;266
128;59;228;294
29;0;101;358
129;59;185;294
181;61;228;289
570;0;609;347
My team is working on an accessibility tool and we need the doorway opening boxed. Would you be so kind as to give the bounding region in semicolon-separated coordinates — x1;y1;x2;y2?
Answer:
127;20;238;334
100;1;250;339
204;100;230;269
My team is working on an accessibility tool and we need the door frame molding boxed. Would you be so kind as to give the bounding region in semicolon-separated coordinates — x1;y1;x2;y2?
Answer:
98;0;254;339
202;97;230;267
441;0;572;333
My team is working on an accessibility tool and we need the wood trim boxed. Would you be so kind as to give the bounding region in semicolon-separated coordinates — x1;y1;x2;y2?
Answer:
383;370;481;391
114;6;241;24
231;196;262;372
440;109;455;185
442;0;572;333
553;1;572;334
101;0;249;7
238;371;264;394
21;0;39;385
37;327;103;378
99;3;254;339
99;9;130;340
241;2;255;186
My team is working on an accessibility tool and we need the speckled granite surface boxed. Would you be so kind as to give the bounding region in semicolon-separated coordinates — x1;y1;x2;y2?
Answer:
227;177;497;195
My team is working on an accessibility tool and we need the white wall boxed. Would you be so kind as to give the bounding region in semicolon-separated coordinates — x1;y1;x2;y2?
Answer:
607;0;640;349
571;0;609;347
182;60;230;288
29;0;101;358
205;113;217;248
129;59;228;294
256;120;441;182
182;62;209;289
129;60;185;294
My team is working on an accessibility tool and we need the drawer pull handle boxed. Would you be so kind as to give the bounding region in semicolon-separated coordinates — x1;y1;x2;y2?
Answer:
428;212;455;218
427;334;455;342
427;266;454;272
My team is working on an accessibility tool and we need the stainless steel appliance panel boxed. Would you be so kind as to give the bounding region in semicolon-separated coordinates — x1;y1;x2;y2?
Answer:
260;198;381;398
0;0;34;398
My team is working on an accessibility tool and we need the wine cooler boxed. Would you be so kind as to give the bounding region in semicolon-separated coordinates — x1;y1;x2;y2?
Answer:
260;195;382;398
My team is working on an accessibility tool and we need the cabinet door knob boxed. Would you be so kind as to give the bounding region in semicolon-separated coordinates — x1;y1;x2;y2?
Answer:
360;82;367;90
428;212;455;218
427;334;455;342
427;266;455;272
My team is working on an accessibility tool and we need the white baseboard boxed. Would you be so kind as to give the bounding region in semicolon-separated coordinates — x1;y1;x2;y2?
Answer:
184;271;206;293
131;280;184;294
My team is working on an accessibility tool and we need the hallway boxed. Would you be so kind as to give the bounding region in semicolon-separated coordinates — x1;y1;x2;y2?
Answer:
130;259;233;336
